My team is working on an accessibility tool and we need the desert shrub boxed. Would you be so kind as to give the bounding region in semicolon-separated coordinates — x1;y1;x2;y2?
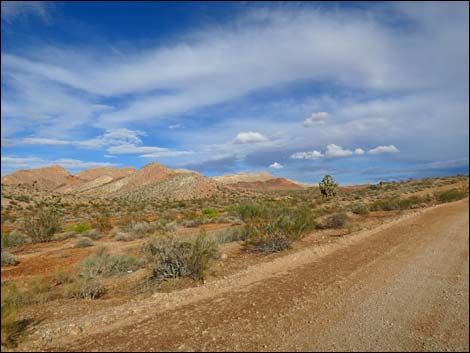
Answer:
1;232;25;249
92;216;112;232
180;218;205;228
435;188;468;203
74;237;94;248
326;212;350;228
24;208;61;243
106;255;139;274
154;219;177;234
243;207;316;253
1;283;23;347
66;222;92;234
370;197;401;211
81;246;139;277
202;207;218;219
60;231;77;240
350;203;369;215
214;227;246;244
53;268;76;285
319;175;338;198
1;251;18;266
229;204;262;221
63;277;106;299
143;231;218;281
82;229;101;240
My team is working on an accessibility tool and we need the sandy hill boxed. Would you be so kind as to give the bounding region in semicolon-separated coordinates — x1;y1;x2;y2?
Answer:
76;167;136;181
212;172;276;184
212;172;313;190
0;165;79;191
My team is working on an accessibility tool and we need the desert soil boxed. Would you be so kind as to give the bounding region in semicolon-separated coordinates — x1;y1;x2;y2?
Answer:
21;200;469;351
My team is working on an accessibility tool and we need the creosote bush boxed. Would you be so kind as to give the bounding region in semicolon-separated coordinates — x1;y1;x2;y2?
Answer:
435;188;468;203
1;232;25;249
81;246;139;277
24;208;61;243
243;206;316;253
143;230;218;281
1;251;18;266
350;203;369;215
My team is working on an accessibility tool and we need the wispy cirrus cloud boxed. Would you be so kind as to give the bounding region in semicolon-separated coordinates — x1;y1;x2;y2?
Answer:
1;155;118;174
1;1;52;23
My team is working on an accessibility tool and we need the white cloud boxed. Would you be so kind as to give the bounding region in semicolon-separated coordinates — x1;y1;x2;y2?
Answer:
368;145;399;155
325;144;354;158
1;156;118;174
3;2;467;127
234;131;268;144
1;1;51;23
169;124;184;130
303;112;329;127
290;150;323;160
354;148;365;155
269;162;283;169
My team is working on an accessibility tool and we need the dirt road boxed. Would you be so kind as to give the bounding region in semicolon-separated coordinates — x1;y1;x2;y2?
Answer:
45;200;469;351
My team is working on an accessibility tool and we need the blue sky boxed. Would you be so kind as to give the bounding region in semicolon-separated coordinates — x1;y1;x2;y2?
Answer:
1;1;469;185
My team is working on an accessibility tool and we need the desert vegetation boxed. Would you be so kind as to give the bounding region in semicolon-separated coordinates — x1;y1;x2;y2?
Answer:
0;173;468;348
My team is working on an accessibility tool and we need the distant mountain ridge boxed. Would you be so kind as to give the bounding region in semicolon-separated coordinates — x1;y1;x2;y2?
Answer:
1;163;314;201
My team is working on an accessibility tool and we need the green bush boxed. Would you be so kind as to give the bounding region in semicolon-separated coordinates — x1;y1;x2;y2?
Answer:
350;203;369;215
81;246;139;277
229;204;262;221
214;227;246;244
1;232;25;249
435;188;468;203
243;207;316;253
66;222;92;234
143;231;218;281
1;283;22;347
24;208;61;243
370;197;401;211
1;251;18;266
202;208;218;219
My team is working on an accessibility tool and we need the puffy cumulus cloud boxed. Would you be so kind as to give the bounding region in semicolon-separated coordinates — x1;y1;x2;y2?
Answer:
269;162;283;169
325;144;354;158
368;145;399;155
234;131;269;144
354;148;365;155
303;112;329;127
290;150;323;160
